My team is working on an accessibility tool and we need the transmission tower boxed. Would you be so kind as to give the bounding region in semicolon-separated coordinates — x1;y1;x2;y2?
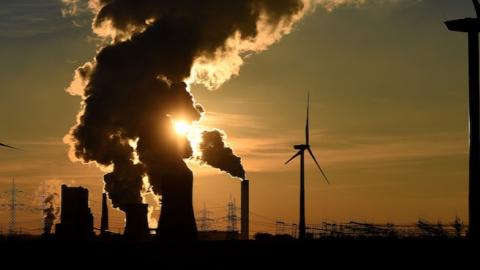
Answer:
227;197;238;232
7;178;23;235
276;219;286;235
197;202;213;231
291;223;298;238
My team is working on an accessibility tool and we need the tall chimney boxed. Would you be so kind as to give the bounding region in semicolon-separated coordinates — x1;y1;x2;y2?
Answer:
101;193;109;234
241;180;249;240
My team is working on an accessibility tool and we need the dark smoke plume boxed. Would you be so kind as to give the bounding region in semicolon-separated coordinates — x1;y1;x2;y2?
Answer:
65;0;310;239
199;130;245;180
43;193;59;235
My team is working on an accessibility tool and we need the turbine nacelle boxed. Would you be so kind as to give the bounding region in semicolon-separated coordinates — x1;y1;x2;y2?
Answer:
445;1;480;32
294;144;309;150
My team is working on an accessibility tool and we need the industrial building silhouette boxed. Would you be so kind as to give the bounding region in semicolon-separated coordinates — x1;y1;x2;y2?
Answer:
123;203;149;238
54;185;151;239
55;185;94;238
52;180;250;240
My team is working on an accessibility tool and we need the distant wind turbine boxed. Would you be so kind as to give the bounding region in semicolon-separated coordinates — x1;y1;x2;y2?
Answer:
0;142;17;150
285;93;329;240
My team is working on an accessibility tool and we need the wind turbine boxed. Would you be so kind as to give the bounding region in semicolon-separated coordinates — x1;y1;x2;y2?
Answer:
285;93;329;240
0;143;16;150
445;0;480;239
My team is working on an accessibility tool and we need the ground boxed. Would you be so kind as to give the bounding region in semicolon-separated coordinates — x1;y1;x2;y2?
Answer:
0;235;475;268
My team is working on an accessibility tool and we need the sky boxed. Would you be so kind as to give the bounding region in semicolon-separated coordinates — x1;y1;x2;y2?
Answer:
0;0;474;236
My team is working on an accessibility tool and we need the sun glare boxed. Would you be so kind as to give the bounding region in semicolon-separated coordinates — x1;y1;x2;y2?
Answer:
174;120;191;135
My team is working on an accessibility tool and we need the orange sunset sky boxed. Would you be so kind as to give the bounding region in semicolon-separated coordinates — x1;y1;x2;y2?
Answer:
0;0;473;235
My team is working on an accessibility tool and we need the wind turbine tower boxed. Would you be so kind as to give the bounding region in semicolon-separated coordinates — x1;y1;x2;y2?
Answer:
285;93;329;240
445;0;480;239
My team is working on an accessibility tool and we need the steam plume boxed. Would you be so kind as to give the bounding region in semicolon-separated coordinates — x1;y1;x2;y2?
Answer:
61;0;79;16
64;0;348;238
43;193;60;235
199;130;245;180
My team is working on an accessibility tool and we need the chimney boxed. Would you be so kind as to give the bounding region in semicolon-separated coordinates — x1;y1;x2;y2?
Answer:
241;180;249;240
124;203;149;238
101;193;109;234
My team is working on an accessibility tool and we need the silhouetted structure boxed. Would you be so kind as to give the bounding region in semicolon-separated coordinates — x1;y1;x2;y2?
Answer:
124;203;149;238
285;93;329;240
156;170;198;241
227;197;238;234
417;220;448;238
445;0;480;239
6;178;23;235
198;231;240;240
197;202;214;231
453;216;464;238
0;142;16;149
55;185;94;238
241;180;249;240
101;193;109;235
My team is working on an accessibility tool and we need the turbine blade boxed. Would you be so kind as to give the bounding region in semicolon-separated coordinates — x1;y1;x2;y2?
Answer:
474;0;480;18
306;92;310;146
307;148;329;184
285;151;302;165
0;143;16;150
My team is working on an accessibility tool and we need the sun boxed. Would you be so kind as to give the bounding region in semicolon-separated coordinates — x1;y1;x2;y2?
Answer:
174;120;191;135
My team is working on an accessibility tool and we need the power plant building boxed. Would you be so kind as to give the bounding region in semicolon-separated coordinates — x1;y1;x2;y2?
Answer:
55;185;94;238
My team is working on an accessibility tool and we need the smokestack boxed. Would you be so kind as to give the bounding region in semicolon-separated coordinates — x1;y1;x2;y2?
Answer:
124;203;149;238
101;192;109;234
241;180;249;240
